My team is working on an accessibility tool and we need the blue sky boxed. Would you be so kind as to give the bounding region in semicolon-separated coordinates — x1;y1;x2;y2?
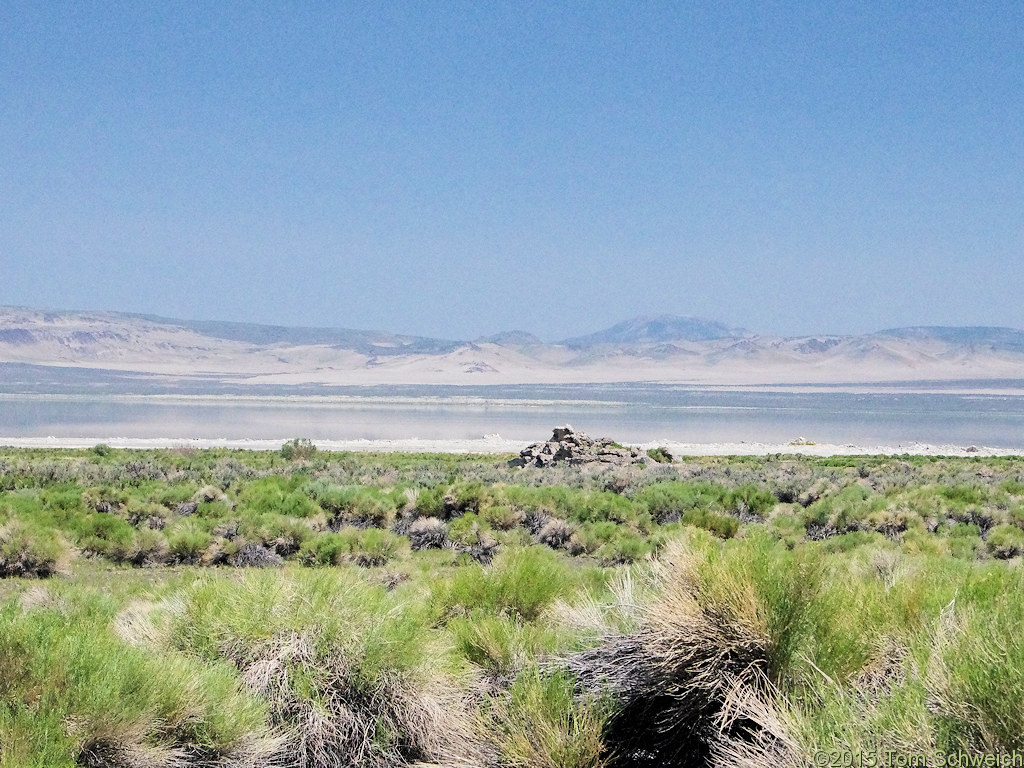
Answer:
1;1;1022;340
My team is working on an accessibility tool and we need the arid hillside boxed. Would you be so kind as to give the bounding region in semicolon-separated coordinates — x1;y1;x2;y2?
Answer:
2;307;1024;387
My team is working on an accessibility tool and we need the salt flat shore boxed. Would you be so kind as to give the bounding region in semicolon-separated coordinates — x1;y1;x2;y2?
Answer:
1;435;1020;457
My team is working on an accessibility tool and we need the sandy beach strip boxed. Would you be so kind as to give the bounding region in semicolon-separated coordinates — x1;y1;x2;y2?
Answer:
0;435;1020;457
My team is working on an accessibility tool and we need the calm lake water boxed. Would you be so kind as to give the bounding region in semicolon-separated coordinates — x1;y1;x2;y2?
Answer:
2;384;1023;448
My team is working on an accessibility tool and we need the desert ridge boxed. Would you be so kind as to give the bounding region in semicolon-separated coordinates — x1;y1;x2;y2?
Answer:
2;307;1024;386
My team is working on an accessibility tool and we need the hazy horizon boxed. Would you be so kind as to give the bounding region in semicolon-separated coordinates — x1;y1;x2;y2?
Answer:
3;3;1022;340
6;304;1024;345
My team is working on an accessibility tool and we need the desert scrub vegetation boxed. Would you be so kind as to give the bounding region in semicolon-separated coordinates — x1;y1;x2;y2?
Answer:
1;447;1024;765
0;583;275;767
0;519;68;578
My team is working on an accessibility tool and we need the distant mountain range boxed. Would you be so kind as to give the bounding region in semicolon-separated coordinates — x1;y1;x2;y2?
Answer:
2;306;1023;388
562;315;749;348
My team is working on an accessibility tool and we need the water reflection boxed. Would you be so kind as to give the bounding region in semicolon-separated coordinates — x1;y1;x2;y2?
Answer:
1;390;1023;448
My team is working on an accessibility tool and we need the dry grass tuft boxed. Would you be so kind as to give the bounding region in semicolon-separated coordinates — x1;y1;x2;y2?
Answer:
75;738;191;768
536;519;576;550
710;687;804;768
560;537;804;767
237;631;489;768
408;517;448;551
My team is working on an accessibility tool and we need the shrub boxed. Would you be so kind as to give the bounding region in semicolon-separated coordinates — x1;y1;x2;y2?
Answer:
680;509;739;539
299;532;349;566
166;521;213;564
195;484;226;503
229;541;283;568
81;486;125;514
299;528;403;567
75;513;136;558
635;482;725;524
445;481;490;517
450;614;545;677
125;499;168;528
241;513;311;556
412;486;447;518
482;504;525;531
939;484;989;507
0;591;273;765
154;569;488;768
108;527;170;566
536;518;576;550
0;520;67;577
595;532;650;565
315;485;396;528
239;477;319;519
1000;478;1024;496
572;491;637;525
408;517;448;551
432;546;580;623
932;590;1024;751
563;533;818;764
804;484;888;533
725;484;776;518
646;447;674;464
351;528;402;567
987;525;1024;559
280;437;317;460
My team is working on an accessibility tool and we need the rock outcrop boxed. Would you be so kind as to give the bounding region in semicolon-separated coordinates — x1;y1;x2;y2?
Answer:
510;425;644;468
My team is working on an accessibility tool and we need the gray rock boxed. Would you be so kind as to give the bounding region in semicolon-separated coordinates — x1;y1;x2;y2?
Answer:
510;426;646;469
551;425;575;441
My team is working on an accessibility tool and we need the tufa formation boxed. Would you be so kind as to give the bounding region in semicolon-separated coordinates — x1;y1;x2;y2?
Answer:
510;425;645;468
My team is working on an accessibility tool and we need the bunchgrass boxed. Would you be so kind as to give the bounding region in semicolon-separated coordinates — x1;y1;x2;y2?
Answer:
1;447;1023;765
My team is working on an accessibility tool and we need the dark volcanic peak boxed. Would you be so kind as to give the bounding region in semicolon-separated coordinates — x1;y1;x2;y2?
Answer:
876;326;1024;353
562;315;748;348
475;330;544;347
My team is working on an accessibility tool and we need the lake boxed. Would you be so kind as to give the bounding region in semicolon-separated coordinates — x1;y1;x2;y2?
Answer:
2;382;1023;448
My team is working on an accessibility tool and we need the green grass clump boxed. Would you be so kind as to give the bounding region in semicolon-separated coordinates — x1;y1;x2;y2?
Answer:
431;546;591;623
802;483;888;532
450;615;565;678
71;512;137;560
725;484;776;518
933;596;1024;750
986;524;1024;559
153;568;487;767
299;527;403;567
238;475;320;519
635;482;726;523
0;520;68;578
595;530;652;565
0;587;269;767
490;668;609;768
310;483;398;527
999;478;1024;496
165;520;213;564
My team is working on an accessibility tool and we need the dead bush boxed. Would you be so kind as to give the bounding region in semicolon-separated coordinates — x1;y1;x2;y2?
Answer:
408;517;449;551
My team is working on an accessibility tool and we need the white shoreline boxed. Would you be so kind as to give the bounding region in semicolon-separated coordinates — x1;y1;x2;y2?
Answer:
0;436;1020;457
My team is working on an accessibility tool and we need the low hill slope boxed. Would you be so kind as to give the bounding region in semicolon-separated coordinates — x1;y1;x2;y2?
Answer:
2;307;1023;387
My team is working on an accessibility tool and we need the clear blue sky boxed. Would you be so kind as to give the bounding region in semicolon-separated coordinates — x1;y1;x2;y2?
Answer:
2;1;1022;340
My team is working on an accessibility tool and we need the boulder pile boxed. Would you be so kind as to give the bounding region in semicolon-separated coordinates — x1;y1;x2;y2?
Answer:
510;425;645;468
